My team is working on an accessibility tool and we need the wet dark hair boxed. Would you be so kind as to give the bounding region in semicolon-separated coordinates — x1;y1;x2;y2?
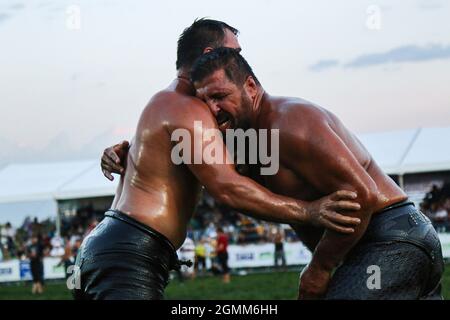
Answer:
176;18;238;70
190;47;260;86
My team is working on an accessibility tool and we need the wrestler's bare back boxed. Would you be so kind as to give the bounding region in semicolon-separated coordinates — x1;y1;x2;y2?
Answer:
111;79;202;249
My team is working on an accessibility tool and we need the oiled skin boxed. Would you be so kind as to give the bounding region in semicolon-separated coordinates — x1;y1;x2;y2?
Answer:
193;63;410;297
112;80;202;249
255;93;407;267
103;31;365;252
194;67;407;267
110;80;330;250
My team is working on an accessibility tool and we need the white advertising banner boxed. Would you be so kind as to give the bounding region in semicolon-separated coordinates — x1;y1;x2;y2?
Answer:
227;241;312;268
1;234;449;283
0;257;65;283
439;233;450;259
227;234;450;269
44;257;66;279
0;260;20;282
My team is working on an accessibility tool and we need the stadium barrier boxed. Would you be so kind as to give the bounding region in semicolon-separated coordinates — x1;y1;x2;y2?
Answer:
227;241;312;268
0;257;64;283
1;235;450;283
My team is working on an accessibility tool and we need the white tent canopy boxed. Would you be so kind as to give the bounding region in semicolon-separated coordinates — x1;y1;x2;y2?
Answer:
56;161;119;200
358;128;419;175
0;160;96;203
1;125;450;226
0;160;118;225
400;127;450;174
359;126;450;175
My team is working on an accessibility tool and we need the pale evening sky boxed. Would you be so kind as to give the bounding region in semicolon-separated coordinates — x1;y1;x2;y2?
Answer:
0;0;449;165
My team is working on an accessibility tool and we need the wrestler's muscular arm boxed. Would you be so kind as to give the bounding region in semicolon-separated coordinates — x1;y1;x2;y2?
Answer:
169;99;361;230
278;108;380;298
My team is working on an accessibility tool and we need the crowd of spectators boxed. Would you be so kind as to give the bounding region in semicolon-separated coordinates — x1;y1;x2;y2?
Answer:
1;183;448;287
0;204;101;263
0;193;298;263
2;182;450;264
0;217;57;262
420;183;450;232
188;192;299;245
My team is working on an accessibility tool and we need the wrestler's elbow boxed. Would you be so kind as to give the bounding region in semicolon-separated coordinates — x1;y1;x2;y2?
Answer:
354;185;379;219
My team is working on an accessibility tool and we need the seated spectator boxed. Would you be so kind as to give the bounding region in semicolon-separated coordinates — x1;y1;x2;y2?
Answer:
1;222;17;258
425;184;440;204
50;235;65;257
432;202;449;233
255;224;266;243
223;221;237;244
237;217;261;244
204;222;217;239
31;218;42;238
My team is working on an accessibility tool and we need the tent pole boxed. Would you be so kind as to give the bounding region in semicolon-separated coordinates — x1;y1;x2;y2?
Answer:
56;208;61;237
399;174;404;190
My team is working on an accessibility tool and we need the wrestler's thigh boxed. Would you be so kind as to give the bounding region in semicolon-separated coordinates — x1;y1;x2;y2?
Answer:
325;242;431;300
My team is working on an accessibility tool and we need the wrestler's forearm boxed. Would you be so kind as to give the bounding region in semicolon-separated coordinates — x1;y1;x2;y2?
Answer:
310;203;375;271
211;175;307;225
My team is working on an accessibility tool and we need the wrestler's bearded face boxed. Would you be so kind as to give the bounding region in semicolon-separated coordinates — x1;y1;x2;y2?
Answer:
194;69;254;133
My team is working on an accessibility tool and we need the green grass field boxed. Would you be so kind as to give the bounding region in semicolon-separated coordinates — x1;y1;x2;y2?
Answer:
1;265;449;300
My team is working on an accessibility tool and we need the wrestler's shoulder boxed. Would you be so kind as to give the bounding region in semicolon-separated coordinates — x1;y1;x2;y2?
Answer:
144;90;209;114
267;96;332;130
146;89;198;105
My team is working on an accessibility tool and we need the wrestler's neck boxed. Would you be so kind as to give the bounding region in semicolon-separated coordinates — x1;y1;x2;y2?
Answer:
249;86;270;129
175;69;195;95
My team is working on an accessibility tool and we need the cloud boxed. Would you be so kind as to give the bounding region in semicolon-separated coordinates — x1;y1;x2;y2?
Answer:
9;3;25;10
308;44;450;72
35;1;64;13
309;59;339;72
418;2;444;10
0;3;24;25
345;44;450;68
70;73;79;81
0;13;11;24
36;1;52;9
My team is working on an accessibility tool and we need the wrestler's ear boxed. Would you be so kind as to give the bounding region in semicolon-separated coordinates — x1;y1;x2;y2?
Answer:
203;47;214;54
243;76;258;100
